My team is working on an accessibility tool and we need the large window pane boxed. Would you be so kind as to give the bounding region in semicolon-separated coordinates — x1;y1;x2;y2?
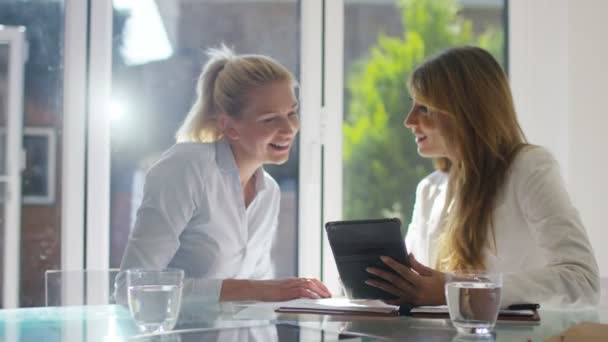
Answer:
0;1;65;307
343;0;506;228
110;0;301;277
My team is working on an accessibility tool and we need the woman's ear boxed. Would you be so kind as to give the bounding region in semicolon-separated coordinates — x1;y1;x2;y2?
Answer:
218;113;240;141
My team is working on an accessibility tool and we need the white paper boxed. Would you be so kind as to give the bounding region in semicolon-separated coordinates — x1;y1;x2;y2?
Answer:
277;298;399;314
411;305;535;316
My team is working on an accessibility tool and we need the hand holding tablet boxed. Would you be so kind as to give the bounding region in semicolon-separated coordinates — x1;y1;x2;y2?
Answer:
325;218;410;300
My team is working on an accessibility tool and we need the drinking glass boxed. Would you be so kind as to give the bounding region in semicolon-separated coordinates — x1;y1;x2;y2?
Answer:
445;271;502;337
126;268;184;333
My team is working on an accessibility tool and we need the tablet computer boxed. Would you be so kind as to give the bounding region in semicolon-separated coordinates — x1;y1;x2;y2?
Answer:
325;218;410;300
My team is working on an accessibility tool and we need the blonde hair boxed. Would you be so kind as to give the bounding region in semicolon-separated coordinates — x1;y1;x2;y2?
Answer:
407;46;527;271
176;45;296;142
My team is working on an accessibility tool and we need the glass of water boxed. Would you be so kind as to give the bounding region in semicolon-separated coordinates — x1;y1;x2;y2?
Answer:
445;271;502;337
126;268;184;333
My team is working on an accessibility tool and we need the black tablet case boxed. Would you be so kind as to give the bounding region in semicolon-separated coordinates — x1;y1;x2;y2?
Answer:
325;218;409;300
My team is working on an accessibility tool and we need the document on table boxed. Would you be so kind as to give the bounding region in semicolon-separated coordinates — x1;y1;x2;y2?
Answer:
275;298;400;316
411;305;540;323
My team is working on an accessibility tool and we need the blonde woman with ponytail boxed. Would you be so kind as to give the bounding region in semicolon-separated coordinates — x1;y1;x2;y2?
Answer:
118;46;331;304
365;46;599;308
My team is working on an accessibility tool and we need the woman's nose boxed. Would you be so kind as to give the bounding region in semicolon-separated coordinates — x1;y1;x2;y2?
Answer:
282;116;299;134
404;110;416;128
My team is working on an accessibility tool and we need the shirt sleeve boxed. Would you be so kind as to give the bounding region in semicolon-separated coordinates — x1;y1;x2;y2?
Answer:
501;148;600;308
116;153;223;304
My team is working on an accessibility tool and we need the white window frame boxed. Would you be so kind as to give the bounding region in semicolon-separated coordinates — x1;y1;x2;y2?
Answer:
298;0;344;293
62;0;88;274
59;0;88;310
85;0;112;274
62;0;113;308
0;25;26;309
297;0;324;280
321;0;344;294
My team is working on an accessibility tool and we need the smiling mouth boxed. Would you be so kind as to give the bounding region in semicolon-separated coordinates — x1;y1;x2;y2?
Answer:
415;136;427;143
269;142;291;151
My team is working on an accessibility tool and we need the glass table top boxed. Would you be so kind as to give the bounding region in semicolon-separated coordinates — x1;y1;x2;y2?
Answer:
0;302;606;341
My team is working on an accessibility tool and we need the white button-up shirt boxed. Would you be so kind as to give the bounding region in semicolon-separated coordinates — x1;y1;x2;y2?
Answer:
119;139;280;303
405;146;600;308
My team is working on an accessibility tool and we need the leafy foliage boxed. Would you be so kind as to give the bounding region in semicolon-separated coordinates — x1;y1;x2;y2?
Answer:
343;0;504;227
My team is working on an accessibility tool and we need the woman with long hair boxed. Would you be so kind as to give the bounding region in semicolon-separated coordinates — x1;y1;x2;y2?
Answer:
365;46;599;308
118;46;331;304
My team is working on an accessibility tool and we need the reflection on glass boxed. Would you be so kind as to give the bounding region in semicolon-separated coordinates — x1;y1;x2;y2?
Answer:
113;0;173;65
342;0;505;231
110;0;301;278
129;324;369;342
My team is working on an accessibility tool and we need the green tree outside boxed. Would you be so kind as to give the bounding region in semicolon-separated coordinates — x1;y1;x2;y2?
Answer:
343;0;504;230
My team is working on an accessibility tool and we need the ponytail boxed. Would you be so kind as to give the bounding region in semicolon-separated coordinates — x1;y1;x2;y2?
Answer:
176;45;295;142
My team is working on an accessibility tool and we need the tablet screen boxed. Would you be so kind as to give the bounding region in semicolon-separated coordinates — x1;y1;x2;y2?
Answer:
325;218;409;300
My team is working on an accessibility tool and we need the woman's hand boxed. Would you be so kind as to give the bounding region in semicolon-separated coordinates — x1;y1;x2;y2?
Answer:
365;253;446;306
252;278;332;301
221;278;332;302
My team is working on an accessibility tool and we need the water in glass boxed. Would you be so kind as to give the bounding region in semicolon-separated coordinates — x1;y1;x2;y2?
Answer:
128;284;182;333
445;272;502;336
125;268;184;333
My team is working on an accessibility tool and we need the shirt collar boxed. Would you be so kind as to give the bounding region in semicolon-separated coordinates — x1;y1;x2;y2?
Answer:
437;171;448;192
216;138;238;173
253;167;268;192
215;139;268;192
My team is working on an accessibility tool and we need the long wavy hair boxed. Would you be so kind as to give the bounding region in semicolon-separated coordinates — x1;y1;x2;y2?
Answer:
407;46;527;271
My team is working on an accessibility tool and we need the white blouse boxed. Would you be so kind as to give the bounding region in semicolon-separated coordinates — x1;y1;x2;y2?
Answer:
405;146;600;308
119;139;280;303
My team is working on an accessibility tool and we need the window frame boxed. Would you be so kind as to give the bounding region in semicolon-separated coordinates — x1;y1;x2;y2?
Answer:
0;25;26;309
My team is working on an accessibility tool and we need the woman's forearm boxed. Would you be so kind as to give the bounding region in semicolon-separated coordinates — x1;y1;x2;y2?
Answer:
219;279;257;301
219;278;332;302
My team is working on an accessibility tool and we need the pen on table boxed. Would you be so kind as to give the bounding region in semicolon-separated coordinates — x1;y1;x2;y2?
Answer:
507;303;540;310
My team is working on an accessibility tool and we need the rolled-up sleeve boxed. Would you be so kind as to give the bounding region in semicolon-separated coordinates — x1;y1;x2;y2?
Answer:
501;148;600;308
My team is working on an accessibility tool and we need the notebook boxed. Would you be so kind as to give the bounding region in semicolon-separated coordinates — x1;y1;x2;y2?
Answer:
410;305;541;323
275;299;540;322
275;298;400;316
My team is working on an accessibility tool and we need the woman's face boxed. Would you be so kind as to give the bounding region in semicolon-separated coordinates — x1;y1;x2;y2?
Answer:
404;99;451;159
223;80;299;166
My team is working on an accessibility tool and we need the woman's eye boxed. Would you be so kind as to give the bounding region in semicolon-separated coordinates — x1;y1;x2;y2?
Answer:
418;105;428;114
261;117;275;123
